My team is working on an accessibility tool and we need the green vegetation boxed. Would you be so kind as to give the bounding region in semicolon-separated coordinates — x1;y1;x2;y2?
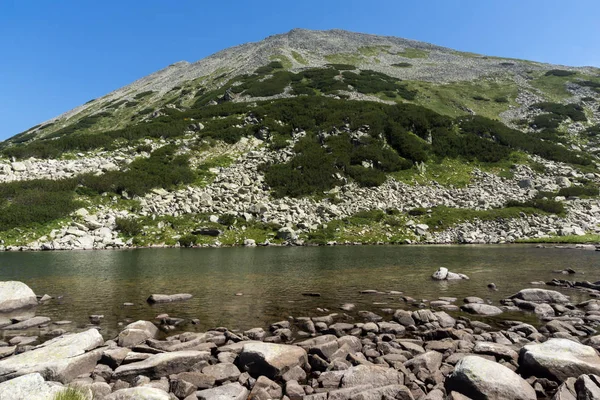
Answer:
291;51;308;65
358;46;391;56
396;48;428;59
0;179;80;232
115;217;143;236
53;388;88;400
78;145;195;197
178;233;198;247
324;53;363;65
530;73;574;100
557;185;599;198
269;54;292;69
392;62;412;68
545;69;576;77
134;90;154;99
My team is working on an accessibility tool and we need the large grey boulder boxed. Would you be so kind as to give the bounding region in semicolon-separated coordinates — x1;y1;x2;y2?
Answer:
0;329;103;383
113;350;210;382
0;373;64;400
104;387;170;400
520;339;600;381
461;303;503;316
0;281;37;312
117;320;159;347
511;288;569;304
446;356;536;400
196;382;249;400
238;342;307;380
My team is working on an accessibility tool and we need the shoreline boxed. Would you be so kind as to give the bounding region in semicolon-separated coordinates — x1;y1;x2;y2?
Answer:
1;240;598;253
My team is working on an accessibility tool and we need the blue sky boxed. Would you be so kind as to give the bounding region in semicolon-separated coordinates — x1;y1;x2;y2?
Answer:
1;0;599;140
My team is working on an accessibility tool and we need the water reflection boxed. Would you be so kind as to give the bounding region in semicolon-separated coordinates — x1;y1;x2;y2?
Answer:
0;245;598;338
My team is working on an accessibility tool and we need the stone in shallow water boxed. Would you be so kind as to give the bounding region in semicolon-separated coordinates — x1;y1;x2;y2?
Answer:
511;288;569;304
461;303;503;316
146;293;193;303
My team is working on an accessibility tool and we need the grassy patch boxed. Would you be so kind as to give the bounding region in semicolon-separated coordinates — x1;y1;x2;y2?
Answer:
396;48;428;59
407;79;519;119
392;158;475;187
324;53;363;65
530;73;574;101
269;54;292;69
53;387;88;400
358;46;391;56
291;51;308;65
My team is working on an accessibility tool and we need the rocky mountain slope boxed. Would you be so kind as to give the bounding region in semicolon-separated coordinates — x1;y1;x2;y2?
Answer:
1;29;600;250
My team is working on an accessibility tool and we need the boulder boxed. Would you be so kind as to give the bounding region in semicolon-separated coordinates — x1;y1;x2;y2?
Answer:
196;382;249;400
117;320;159;347
104;387;170;400
446;356;536;400
340;365;403;388
238;342;307;380
520;339;600;381
0;281;37;312
114;350;210;382
146;293;193;303
0;329;103;383
574;374;600;399
202;363;241;384
432;268;448;280
511;288;569;304
0;373;64;400
461;303;503;316
276;227;297;241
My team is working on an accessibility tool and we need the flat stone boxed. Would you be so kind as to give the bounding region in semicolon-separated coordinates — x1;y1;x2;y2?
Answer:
114;350;210;382
511;288;569;304
196;382;249;400
0;373;64;400
0;329;103;383
340;365;403;388
461;303;503;316
3;316;51;330
146;293;193;303
202;362;241;384
104;387;170;400
238;342;307;380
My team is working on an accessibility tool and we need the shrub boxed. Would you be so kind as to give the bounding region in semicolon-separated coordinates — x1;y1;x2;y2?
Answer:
134;90;154;99
218;214;237;226
530;102;586;122
115;217;142;236
558;186;599;197
408;207;428;216
0;179;80;231
392;62;412;68
179;234;197;247
545;69;576;77
494;96;509;103
506;199;565;215
472;95;490;101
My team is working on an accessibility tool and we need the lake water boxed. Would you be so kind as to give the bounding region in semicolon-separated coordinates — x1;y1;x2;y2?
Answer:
0;245;598;338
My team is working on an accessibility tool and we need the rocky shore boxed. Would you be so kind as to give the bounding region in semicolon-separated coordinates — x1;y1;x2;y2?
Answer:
3;278;600;399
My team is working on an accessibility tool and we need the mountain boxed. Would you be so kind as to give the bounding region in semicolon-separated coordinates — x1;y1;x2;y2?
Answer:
0;29;599;250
